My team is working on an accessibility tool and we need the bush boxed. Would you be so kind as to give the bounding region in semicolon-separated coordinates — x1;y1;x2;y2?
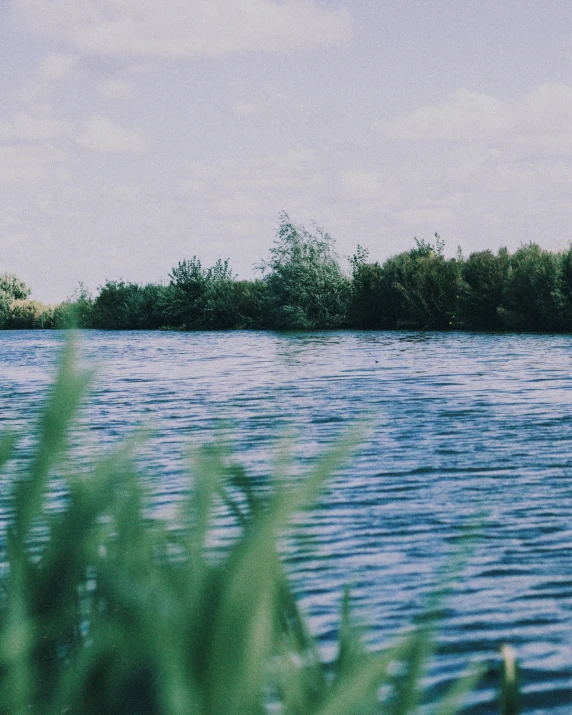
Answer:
261;212;351;330
458;249;509;330
3;299;56;329
554;246;572;330
499;243;560;332
0;273;32;327
348;246;386;329
168;258;242;329
231;279;267;329
370;237;462;330
0;339;495;714
90;281;170;330
54;284;95;329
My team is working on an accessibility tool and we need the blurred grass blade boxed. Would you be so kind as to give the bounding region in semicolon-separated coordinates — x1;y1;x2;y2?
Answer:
434;663;485;715
0;431;18;474
13;336;93;539
500;644;520;715
314;640;408;715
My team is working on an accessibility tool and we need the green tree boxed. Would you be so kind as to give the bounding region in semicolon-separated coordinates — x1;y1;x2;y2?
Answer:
498;243;560;331
261;212;350;330
0;273;31;327
348;246;386;329
90;281;170;330
168;257;241;329
376;236;462;330
458;249;509;330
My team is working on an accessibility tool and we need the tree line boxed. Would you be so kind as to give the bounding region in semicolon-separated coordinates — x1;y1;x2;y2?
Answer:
2;212;572;332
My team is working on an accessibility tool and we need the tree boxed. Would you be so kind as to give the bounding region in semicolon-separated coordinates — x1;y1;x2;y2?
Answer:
0;273;31;327
498;243;560;331
260;212;350;330
458;249;509;330
168;257;240;329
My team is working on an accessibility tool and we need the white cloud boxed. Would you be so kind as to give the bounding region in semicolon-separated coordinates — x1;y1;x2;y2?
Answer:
77;116;147;152
379;88;511;141
13;0;352;58
37;52;79;80
341;171;384;201
216;192;262;217
179;150;325;196
0;145;65;185
379;82;572;144
98;78;136;99
0;112;70;141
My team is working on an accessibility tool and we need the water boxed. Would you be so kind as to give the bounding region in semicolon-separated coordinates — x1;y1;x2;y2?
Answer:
1;330;571;713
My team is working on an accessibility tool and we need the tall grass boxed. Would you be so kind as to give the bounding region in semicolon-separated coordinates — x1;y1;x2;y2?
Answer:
0;338;522;713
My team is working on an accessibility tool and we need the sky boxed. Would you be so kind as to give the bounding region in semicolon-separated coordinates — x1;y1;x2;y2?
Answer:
1;0;571;303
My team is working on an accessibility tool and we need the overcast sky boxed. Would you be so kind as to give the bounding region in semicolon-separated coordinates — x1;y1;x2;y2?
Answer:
1;0;571;302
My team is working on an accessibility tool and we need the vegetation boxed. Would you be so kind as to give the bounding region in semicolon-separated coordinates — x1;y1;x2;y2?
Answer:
3;213;572;332
259;212;350;329
0;339;523;714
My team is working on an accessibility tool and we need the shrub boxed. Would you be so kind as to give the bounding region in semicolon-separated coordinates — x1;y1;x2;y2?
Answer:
90;281;170;330
499;243;560;332
0;339;492;714
458;249;509;330
168;258;241;329
231;279;267;329
0;273;32;327
374;237;462;330
261;212;351;330
554;246;572;330
3;299;56;329
348;246;386;329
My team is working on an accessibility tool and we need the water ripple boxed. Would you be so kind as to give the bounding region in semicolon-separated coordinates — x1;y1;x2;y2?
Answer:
1;329;572;712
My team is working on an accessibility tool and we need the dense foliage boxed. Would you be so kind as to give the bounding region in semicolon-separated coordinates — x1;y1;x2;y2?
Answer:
259;212;350;329
3;214;572;332
0;339;521;714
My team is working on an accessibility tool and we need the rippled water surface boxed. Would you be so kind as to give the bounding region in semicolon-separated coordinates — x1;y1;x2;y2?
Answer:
1;330;571;713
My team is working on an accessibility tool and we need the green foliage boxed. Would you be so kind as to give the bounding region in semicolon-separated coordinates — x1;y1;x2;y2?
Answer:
458;249;509;330
231;279;268;329
0;274;31;301
553;246;572;331
168;257;244;330
90;281;170;330
1;300;55;329
0;340;492;714
0;274;32;327
348;255;385;329
261;212;350;330
52;284;95;329
498;243;560;332
7;218;572;334
376;238;461;330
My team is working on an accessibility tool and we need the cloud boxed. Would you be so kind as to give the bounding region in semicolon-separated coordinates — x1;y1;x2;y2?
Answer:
13;0;352;58
37;52;79;80
77;116;147;152
0;112;71;141
378;82;572;144
0;145;65;185
98;78;136;99
216;192;262;217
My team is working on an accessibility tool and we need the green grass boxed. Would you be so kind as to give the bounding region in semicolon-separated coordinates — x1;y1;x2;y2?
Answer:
0;337;518;714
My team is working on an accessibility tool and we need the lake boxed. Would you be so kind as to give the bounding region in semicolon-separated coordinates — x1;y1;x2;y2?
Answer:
1;330;571;713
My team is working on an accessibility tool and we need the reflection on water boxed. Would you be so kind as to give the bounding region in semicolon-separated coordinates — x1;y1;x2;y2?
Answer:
1;329;572;713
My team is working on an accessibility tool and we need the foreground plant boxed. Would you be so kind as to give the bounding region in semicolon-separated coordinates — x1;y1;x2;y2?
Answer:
0;339;497;714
